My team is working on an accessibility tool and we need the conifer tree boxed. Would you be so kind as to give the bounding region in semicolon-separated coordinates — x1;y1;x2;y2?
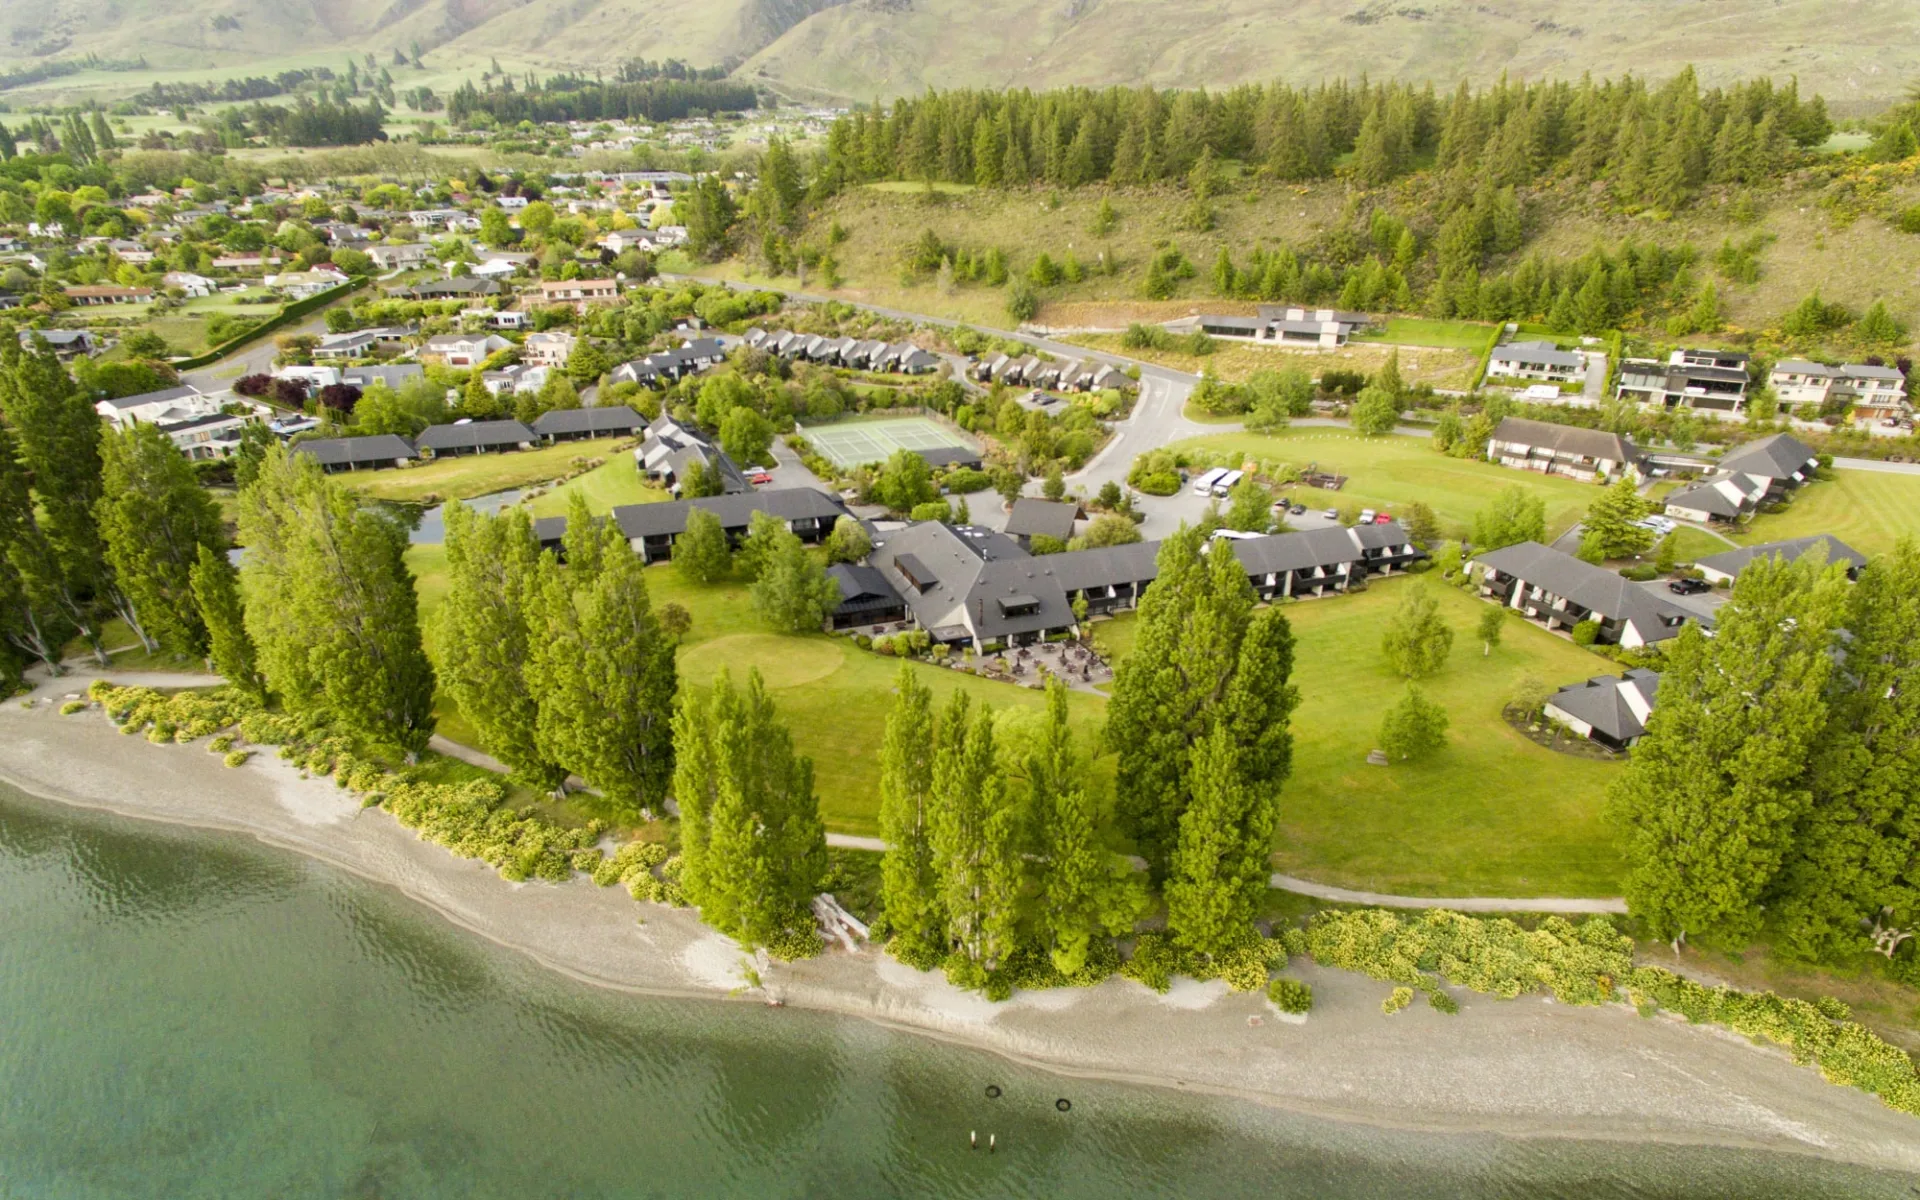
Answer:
878;665;943;964
238;447;436;753
95;423;225;657
673;507;732;583
189;544;265;701
1578;476;1655;562
1030;678;1143;975
749;523;838;633
434;504;567;790
1607;553;1847;949
1773;542;1920;962
929;692;1021;979
526;523;677;816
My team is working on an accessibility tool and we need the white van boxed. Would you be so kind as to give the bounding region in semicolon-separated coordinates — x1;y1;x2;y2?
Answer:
1191;467;1228;496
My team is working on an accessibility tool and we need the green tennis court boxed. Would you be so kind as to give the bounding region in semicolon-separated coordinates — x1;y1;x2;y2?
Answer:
802;417;976;469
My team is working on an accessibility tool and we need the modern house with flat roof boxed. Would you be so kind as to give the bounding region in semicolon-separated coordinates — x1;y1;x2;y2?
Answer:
1487;340;1585;384
1471;541;1692;647
1486;416;1639;483
1614;349;1750;413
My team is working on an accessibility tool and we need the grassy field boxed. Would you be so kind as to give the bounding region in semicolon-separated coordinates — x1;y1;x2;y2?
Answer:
1732;469;1920;558
1171;430;1602;541
1098;575;1626;897
527;452;668;518
1352;317;1497;351
1064;333;1477;392
341;439;631;505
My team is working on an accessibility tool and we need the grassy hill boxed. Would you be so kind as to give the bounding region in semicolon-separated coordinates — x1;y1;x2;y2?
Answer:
741;0;1920;107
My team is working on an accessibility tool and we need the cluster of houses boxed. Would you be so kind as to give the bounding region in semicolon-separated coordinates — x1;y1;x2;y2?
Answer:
91;384;272;461
743;328;942;375
1166;307;1380;349
290;405;654;473
969;352;1129;393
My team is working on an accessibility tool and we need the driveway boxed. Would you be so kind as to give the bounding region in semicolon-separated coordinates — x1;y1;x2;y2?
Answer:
1582;351;1609;404
1643;578;1726;624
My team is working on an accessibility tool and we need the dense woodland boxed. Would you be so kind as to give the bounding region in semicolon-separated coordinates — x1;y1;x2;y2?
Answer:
447;77;760;126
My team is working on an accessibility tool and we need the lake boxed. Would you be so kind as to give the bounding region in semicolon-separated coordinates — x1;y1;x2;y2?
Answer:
0;782;1912;1199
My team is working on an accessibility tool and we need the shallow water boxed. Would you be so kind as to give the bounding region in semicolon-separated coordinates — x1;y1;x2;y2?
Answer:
0;783;1913;1200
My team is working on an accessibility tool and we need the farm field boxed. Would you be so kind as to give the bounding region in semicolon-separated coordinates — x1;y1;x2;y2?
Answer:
1169;430;1602;541
1097;575;1626;897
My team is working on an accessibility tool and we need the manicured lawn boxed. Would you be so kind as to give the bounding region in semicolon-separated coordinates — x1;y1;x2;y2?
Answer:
1097;575;1626;897
1664;525;1735;564
1172;430;1602;541
1734;469;1920;558
1353;317;1496;351
1066;332;1477;391
527;451;668;517
343;438;631;504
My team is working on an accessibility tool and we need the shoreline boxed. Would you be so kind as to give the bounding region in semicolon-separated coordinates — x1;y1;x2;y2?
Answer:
4;674;1919;1177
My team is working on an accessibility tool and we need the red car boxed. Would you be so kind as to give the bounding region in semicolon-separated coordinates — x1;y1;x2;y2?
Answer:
1372;512;1393;524
747;470;774;485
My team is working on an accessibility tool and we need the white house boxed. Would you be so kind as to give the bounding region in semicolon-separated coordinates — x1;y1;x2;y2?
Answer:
96;385;220;431
524;331;577;369
421;333;511;368
1487;340;1585;384
161;271;217;297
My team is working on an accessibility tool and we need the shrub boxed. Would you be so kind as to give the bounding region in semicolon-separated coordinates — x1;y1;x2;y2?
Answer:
59;700;87;715
224;750;253;767
766;926;824;962
1428;989;1460;1015
942;467;991;493
1382;986;1414;1014
1120;931;1181;993
1570;620;1600;646
208;734;234;753
1618;564;1658;582
1268;978;1314;1014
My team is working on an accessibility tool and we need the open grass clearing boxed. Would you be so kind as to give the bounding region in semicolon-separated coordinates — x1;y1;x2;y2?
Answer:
1352;317;1497;351
1733;469;1920;558
1170;430;1602;542
1064;332;1477;392
1099;575;1626;897
526;450;668;517
801;415;975;470
341;438;630;505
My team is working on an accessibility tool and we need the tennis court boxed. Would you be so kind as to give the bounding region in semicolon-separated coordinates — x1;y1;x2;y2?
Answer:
802;417;977;470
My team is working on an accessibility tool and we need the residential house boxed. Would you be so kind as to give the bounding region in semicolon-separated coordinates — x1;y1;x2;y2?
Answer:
1694;536;1867;585
1544;671;1661;751
292;434;419;473
1487;340;1585;384
469;258;521;282
1228;522;1423;601
161;271;217;297
533;405;646;443
679;338;727;371
342;364;427;391
635;412;749;494
21;329;98;357
1712;433;1820;501
157;411;257;461
95;385;220;431
536;278;619;310
274;365;343;390
1661;475;1766;524
523;331;578;368
363;243;434;271
1170;307;1374;348
1772;360;1910;427
263;270;346;300
63;285;152;306
421;333;511;368
1486;416;1640;483
1614;349;1751;413
313;326;414;360
1471;541;1692;647
415;419;537;458
867;522;1079;650
828;564;908;629
1004;499;1081;548
391;276;502;301
916;446;984;472
610;487;848;564
211;252;279;273
480;364;549;396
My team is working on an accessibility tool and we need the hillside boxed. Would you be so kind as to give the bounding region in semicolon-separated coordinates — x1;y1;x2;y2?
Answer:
746;0;1920;107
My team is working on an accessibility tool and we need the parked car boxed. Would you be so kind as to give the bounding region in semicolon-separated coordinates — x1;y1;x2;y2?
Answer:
747;470;774;485
1668;578;1711;595
1289;503;1307;515
1322;508;1339;520
1358;509;1376;524
1373;513;1393;525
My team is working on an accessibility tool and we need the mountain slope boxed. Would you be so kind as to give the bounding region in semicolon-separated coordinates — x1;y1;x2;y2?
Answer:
739;0;1920;105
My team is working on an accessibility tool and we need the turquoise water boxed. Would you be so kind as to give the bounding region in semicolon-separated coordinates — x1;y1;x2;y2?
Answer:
1;783;1914;1200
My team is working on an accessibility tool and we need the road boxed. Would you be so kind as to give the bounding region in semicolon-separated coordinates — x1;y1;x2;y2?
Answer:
183;306;338;393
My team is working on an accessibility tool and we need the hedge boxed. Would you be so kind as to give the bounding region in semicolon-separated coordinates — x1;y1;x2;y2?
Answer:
169;276;368;371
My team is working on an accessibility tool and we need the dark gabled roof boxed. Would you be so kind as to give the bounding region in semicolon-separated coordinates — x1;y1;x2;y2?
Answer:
532;405;644;436
1717;433;1818;481
291;434;418;467
1695;536;1867;579
100;384;201;410
1489;416;1639;465
1664;480;1748;518
916;445;982;469
156;412;246;433
1230;523;1412;575
610;487;847;540
532;515;568;545
1035;540;1162;593
1471;541;1690;642
1490;339;1583;369
829;563;903;611
1004;498;1081;542
868;521;1073;641
415;420;536;451
1547;670;1661;742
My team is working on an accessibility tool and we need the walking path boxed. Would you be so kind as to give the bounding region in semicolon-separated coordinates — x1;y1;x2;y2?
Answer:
1266;873;1627;914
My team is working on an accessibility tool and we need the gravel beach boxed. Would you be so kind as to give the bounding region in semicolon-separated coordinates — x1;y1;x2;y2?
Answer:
4;670;1918;1175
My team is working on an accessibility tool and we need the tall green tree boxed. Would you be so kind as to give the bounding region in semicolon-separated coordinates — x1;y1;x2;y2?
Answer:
1578;475;1654;562
560;490;604;578
675;668;827;948
1470;485;1547;550
1379;585;1454;679
189;544;265;701
434;503;567;790
527;523;678;817
1031;678;1143;975
0;418;86;672
749;522;838;633
929;691;1022;980
1773;542;1920;963
95;424;226;657
1379;684;1450;762
1606;553;1847;948
878;665;944;964
238;447;436;752
673;507;732;583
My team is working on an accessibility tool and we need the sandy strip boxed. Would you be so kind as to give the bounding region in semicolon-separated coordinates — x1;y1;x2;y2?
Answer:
3;675;1919;1174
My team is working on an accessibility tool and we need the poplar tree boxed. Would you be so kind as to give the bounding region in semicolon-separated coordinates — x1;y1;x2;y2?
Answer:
1606;553;1847;949
526;523;677;816
0;417;91;672
189;544;265;701
878;665;944;965
559;489;603;577
1773;542;1920;962
929;692;1021;980
95;424;225;657
238;447;436;753
673;507;732;582
1165;724;1258;958
674;669;826;947
749;523;838;633
1031;677;1143;975
434;504;566;790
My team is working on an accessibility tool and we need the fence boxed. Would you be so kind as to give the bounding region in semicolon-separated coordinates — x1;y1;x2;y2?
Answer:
169;276;368;371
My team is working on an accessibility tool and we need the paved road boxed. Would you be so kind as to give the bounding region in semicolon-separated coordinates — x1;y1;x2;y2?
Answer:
1266;874;1627;914
1831;455;1920;475
183;306;338;392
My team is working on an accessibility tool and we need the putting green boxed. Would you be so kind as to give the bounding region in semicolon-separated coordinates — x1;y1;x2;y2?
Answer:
677;634;848;690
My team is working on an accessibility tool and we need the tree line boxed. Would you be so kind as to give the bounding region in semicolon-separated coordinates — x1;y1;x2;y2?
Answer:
446;78;759;127
816;69;1832;209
